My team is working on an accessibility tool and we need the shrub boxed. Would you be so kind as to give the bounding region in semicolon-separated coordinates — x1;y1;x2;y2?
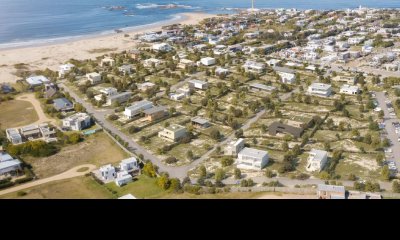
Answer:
17;191;27;197
184;185;201;195
165;157;178;164
220;156;234;167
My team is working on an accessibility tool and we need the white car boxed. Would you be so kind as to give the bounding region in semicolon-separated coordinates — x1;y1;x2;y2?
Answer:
374;107;382;112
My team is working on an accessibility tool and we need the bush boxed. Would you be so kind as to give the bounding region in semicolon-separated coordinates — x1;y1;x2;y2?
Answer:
15;177;33;184
6;141;58;157
108;114;119;121
165;157;178;164
184;185;201;195
68;133;82;144
142;162;157;178
295;173;310;180
220;156;234;167
17;191;27;197
0;181;15;190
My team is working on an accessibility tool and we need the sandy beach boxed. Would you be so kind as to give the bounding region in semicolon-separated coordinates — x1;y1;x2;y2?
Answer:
0;12;215;84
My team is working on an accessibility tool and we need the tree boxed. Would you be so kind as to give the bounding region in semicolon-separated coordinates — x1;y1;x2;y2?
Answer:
181;176;191;186
235;129;243;138
392;181;400;193
74;103;84;112
381;165;391;181
142;162;157;178
376;153;384;166
199;165;207;178
156;174;170;190
215;168;225;182
265;169;274;178
281;142;289;152
186;150;194;160
221;156;234;167
348;173;357;181
319;171;330;180
169;178;182;193
234;168;241;179
209;128;221;140
324;141;331;152
68;133;82;144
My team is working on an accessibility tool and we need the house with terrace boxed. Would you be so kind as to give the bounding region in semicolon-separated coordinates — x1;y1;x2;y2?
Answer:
273;67;296;84
307;83;332;97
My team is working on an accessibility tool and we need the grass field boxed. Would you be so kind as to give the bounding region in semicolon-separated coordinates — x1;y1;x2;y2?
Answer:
0;176;113;199
0;100;39;128
24;132;130;178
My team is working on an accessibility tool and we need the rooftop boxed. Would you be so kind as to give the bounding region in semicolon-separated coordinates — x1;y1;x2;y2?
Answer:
239;147;268;159
309;83;332;90
273;66;295;74
309;149;328;161
165;124;186;132
143;106;167;115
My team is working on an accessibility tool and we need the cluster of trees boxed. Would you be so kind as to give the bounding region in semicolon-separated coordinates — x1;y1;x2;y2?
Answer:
6;141;58;158
353;180;381;192
156;172;182;192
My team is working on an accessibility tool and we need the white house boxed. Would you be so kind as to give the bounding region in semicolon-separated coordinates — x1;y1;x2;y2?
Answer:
225;138;245;156
273;67;296;84
119;157;139;173
340;84;360;95
124;100;154;119
306;149;328;172
6;128;22;145
237;147;269;170
100;164;116;181
308;83;332;97
0;152;22;176
152;43;173;52
216;67;230;76
115;171;133;187
200;57;216;66
266;59;281;67
86;72;102;85
101;57;115;67
118;65;132;75
62;112;92;131
26;75;50;87
144;58;164;68
59;63;75;78
243;61;266;73
188;79;209;90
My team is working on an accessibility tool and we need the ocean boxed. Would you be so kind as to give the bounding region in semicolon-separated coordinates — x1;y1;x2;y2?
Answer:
1;0;400;48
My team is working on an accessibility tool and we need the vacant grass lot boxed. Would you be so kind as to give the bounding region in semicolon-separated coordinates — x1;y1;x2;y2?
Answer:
0;176;113;199
0;100;39;128
24;132;129;178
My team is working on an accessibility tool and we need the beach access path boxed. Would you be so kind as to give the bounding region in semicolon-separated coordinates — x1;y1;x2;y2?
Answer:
15;93;57;128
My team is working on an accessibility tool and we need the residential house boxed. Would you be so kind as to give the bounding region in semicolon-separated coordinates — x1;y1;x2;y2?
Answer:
20;125;41;140
6;128;22;145
340;85;360;95
332;75;356;85
0;152;22;176
237;147;269;170
225;138;245;156
191;117;210;128
158;124;187;142
1;84;13;94
26;75;50;88
99;164;116;181
200;57;216;66
188;79;209;90
143;106;168;122
273;67;296;84
177;59;195;69
86;72;102;85
129;49;141;60
215;67;230;76
266;59;281;67
144;58;164;68
306;149;328;172
268;122;304;138
107;92;132;106
115;171;133;187
138;82;156;92
243;61;266;74
59;63;75;78
308;83;332;97
62;112;92;131
249;83;276;92
44;83;58;98
100;57;115;67
124;100;154;119
152;43;173;52
119;157;139;173
53;98;74;112
317;184;346;199
118;65;132;75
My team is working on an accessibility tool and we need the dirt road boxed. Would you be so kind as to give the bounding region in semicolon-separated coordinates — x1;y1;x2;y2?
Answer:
15;93;57;127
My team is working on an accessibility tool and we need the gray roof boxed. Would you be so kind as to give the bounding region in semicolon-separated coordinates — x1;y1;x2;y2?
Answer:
143;106;167;115
108;92;132;100
0;153;14;163
191;117;209;125
318;184;345;193
0;159;21;171
239;147;268;159
309;83;332;91
309;149;328;161
249;83;276;91
273;66;295;74
53;98;73;110
126;100;153;111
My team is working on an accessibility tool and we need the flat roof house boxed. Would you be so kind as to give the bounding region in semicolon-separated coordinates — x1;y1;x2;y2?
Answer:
340;84;360;95
249;83;276;92
158;124;187;142
26;75;50;87
273;67;296;84
86;72;102;85
191;117;210;128
268;122;304;138
20;125;41;140
144;58;164;68
237;147;269;170
0;153;22;176
118;65;132;75
225;138;245;156
317;184;346;199
119;157;139;173
188;79;209;90
107;92;132;106
143;106;168;122
308;83;332;97
306;149;328;172
243;61;266;73
53;98;74;112
124;100;154;119
152;43;173;52
332;75;356;85
62;112;92;131
59;63;75;78
200;57;216;66
99;164;116;181
44;83;58;99
115;171;133;187
100;57;115;67
6;128;22;145
216;67;230;76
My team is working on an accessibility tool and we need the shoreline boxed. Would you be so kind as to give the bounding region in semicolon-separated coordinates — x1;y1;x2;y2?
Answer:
0;12;216;84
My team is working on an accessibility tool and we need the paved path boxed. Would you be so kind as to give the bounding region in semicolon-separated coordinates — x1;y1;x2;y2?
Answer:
15;93;57;127
0;164;96;196
375;92;400;168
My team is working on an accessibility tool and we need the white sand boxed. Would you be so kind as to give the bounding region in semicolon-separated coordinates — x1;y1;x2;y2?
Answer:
0;12;215;84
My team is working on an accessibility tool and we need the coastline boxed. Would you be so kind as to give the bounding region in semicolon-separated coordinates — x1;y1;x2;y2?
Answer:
0;12;216;84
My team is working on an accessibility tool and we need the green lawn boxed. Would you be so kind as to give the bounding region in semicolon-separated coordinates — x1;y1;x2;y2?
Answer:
0;100;39;128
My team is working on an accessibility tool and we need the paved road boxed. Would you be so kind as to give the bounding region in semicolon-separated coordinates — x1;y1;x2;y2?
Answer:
0;164;96;196
375;92;400;168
